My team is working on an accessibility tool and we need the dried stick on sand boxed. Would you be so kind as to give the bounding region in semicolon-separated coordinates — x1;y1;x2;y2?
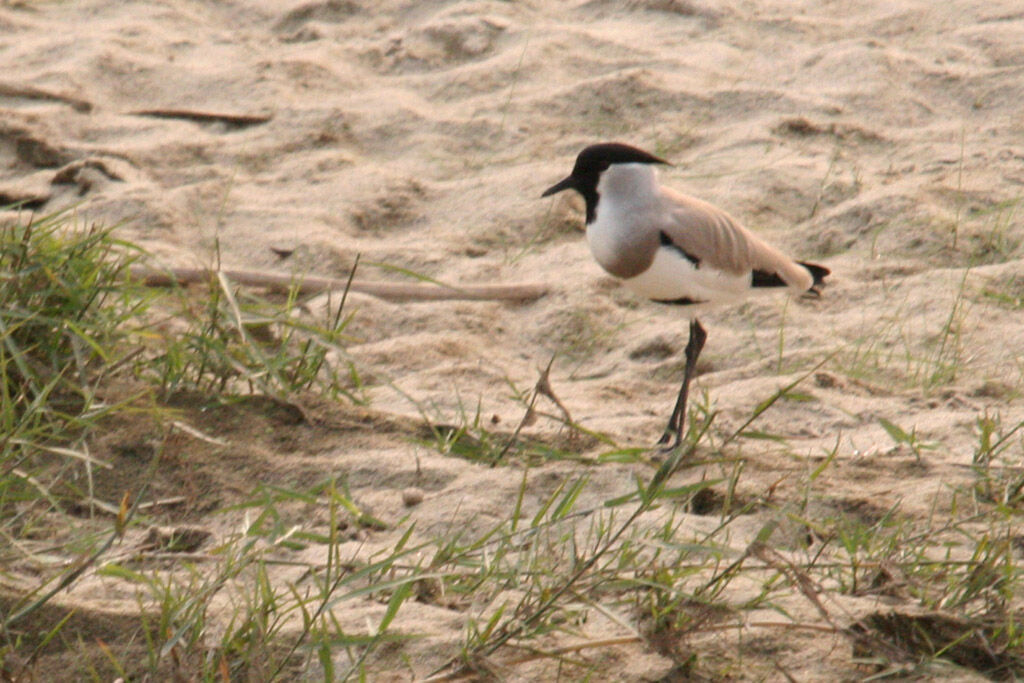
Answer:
128;109;272;127
129;265;548;302
0;81;93;112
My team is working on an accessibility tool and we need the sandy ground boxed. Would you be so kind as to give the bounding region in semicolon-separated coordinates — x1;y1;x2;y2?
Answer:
3;0;1024;679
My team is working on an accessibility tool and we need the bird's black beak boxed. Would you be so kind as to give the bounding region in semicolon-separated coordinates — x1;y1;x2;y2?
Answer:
541;175;576;198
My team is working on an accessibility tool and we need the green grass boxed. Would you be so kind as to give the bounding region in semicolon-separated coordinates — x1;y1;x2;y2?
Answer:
0;209;370;679
4;207;1024;680
834;270;971;393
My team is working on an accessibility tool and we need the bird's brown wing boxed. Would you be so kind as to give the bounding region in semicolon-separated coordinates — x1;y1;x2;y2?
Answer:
656;187;815;293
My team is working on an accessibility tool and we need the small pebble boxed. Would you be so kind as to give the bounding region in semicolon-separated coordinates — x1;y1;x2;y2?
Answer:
402;487;424;507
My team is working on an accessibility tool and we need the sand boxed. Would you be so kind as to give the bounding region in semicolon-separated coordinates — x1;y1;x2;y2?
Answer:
3;0;1024;679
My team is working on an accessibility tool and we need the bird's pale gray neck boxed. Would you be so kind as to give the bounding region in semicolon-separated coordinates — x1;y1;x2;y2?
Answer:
586;164;662;279
595;163;660;209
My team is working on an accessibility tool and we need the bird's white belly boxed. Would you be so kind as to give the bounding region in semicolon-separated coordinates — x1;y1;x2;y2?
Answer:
623;246;750;303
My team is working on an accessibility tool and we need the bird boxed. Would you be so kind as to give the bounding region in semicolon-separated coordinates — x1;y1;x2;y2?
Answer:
541;142;829;451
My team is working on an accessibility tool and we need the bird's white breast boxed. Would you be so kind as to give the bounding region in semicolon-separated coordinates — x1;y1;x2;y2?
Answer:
586;198;631;273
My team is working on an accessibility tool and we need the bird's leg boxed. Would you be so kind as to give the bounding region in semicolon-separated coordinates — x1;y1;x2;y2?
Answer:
658;319;707;451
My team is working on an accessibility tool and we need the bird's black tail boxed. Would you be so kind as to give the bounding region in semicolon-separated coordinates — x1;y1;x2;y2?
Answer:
801;261;829;286
800;261;830;297
750;261;830;290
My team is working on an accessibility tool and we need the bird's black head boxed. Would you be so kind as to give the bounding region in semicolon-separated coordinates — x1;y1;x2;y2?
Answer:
541;143;670;222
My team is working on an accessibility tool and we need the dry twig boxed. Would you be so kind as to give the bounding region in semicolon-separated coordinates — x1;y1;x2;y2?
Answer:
129;265;549;302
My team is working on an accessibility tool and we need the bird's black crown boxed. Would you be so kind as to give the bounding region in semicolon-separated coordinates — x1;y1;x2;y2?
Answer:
570;142;670;178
